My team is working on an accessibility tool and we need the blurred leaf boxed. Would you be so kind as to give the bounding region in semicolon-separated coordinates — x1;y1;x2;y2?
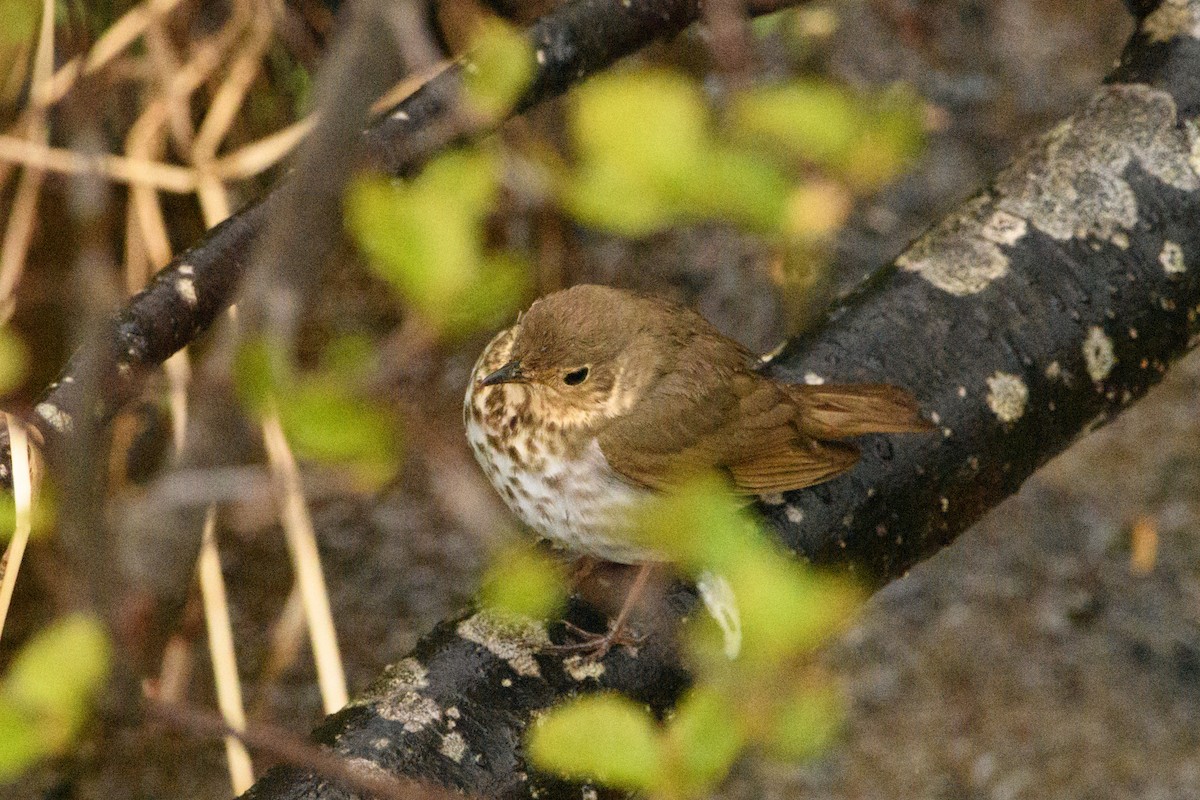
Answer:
677;148;790;232
630;474;752;572
0;613;111;780
785;180;852;241
527;693;664;790
464;18;535;118
276;381;398;484
479;546;567;619
0;327;28;396
725;553;862;666
0;0;38;47
731;80;860;167
765;682;845;761
563;161;674;237
572;69;707;186
666;687;746;792
233;337;288;413
730;79;924;189
0;487;55;542
347;150;522;335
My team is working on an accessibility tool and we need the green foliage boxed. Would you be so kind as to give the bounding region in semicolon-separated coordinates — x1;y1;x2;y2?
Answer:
463;19;536;119
730;80;925;190
478;545;568;620
528;476;863;797
0;614;111;781
0;0;37;47
0;485;55;543
345;149;528;336
0;327;28;397
564;70;790;236
527;693;664;790
234;335;400;485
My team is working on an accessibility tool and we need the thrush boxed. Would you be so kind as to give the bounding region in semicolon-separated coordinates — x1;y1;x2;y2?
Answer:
464;284;932;654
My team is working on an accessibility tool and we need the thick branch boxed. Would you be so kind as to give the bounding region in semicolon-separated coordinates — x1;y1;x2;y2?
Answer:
237;2;1200;798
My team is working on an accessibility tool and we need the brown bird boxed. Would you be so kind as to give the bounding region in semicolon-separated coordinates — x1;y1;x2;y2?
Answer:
464;284;931;653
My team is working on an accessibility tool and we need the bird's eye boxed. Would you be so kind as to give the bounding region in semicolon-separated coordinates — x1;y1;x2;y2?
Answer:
563;367;589;386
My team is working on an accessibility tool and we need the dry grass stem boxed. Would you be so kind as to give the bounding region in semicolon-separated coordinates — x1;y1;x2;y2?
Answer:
262;411;349;713
0;417;34;643
198;507;256;794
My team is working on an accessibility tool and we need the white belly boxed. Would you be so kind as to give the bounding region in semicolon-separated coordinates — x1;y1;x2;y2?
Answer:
464;386;655;564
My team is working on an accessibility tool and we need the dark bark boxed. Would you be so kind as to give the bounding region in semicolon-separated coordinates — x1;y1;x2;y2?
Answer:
237;2;1200;798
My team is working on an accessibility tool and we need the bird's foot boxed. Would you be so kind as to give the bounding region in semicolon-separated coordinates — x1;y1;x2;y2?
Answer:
547;619;644;661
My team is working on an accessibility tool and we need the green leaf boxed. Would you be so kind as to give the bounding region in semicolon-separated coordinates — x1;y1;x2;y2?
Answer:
0;613;111;780
765;682;845;761
463;18;535;118
666;687;746;791
479;546;567;620
345;150;519;335
233;337;288;413
275;381;398;483
0;0;38;47
725;553;862;665
674;148;790;233
527;693;664;790
571;69;708;186
630;475;754;571
562;161;674;237
730;80;861;168
0;327;27;396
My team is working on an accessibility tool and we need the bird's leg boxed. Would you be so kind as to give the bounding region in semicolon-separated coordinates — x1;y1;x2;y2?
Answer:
550;563;656;659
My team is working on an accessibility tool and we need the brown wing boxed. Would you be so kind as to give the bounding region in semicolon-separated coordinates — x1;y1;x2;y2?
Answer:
597;334;864;495
786;383;935;439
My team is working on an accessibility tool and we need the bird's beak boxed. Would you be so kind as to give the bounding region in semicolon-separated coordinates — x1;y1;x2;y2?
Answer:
481;359;526;387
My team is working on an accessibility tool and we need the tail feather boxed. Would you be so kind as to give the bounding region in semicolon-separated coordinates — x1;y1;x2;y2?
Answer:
786;383;935;439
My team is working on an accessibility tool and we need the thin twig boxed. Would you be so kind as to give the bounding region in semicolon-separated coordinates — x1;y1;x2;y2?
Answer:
0;134;198;192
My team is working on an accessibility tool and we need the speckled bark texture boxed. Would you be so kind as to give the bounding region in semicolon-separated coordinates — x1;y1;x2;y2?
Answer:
231;2;1200;799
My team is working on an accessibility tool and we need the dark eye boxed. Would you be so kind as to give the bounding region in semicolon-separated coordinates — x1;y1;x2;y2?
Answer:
563;367;589;386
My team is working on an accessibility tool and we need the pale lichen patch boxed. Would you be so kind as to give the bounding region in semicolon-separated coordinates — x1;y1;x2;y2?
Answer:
1143;0;1200;43
457;610;550;678
563;655;606;681
1045;361;1063;381
897;195;1011;295
803;371;825;385
985;372;1029;423
377;691;442;732
994;85;1200;243
1160;240;1186;274
981;209;1027;246
440;732;469;763
35;402;72;434
785;505;805;525
175;277;197;307
759;492;785;506
1083;326;1116;382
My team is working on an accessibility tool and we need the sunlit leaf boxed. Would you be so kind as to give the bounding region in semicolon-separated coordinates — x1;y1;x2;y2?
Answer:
0;613;111;780
785;179;852;241
572;69;707;186
463;18;535;119
666;687;746;791
479;545;567;619
0;0;38;47
764;682;845;761
527;693;664;790
630;474;752;572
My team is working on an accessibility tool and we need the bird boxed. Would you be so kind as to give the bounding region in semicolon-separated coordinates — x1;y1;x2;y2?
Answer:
464;283;932;655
